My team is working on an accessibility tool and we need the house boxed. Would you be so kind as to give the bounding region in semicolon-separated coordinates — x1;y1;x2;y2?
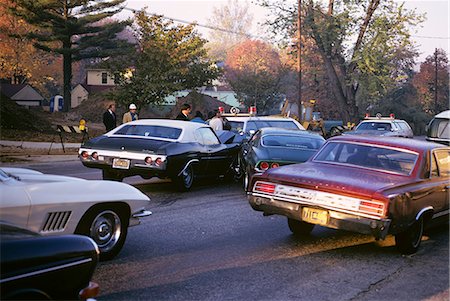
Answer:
198;85;242;108
71;69;118;107
0;83;44;107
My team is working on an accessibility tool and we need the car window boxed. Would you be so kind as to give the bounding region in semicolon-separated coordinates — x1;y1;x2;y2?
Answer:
314;142;418;175
357;122;392;131
433;149;450;177
114;125;182;139
262;134;324;150
247;120;300;132
227;121;244;133
195;128;220;146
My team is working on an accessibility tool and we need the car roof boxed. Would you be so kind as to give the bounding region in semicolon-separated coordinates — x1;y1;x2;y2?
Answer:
328;135;446;152
259;127;320;138
122;118;210;129
359;119;406;123
225;116;298;122
434;110;450;119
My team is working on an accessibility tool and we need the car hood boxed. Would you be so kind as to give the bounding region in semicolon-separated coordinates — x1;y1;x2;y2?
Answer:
83;136;171;154
257;161;411;198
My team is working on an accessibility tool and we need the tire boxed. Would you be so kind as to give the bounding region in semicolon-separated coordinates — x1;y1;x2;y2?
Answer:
102;169;124;182
288;218;315;237
243;167;251;191
76;207;129;261
395;217;424;254
174;164;194;191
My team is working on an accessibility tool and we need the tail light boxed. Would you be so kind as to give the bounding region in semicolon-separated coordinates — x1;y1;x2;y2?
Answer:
358;200;386;217
254;181;276;194
271;162;279;168
259;161;269;170
91;152;98;160
81;151;89;159
145;157;152;165
155;157;163;166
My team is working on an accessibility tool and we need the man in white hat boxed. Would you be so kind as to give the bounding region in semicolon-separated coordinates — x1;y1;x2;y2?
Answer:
123;103;139;124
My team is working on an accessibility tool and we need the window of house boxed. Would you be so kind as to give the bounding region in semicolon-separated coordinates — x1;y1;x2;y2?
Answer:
101;72;108;84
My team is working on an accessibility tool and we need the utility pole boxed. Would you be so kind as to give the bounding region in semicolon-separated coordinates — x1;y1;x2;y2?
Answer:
297;0;302;121
434;48;438;114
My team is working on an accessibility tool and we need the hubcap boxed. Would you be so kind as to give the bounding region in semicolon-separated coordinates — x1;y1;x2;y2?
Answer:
90;210;121;252
183;167;193;187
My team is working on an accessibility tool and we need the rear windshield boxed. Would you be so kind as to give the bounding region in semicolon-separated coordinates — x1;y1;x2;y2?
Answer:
114;125;182;139
262;134;324;150
357;122;392;131
314;142;418;175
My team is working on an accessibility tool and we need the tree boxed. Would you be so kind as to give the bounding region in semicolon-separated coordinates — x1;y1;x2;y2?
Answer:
10;0;133;111
206;0;253;62
111;10;220;108
225;39;286;113
412;48;449;115
259;0;422;122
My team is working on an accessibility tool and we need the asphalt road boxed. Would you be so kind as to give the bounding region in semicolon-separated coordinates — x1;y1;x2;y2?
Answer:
11;160;450;301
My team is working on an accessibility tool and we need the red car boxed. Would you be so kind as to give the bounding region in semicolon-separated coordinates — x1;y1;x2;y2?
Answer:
247;135;450;254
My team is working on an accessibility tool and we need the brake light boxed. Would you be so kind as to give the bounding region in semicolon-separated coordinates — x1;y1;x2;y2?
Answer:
81;151;89;159
259;161;269;170
155;157;163;166
254;182;276;194
271;162;279;168
358;200;386;217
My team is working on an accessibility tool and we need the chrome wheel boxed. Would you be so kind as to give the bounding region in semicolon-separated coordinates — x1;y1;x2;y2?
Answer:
90;210;122;253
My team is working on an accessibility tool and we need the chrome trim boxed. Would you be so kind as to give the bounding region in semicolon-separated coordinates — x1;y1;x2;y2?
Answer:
0;258;93;284
132;210;152;218
250;191;385;221
79;148;167;162
177;159;199;176
433;209;449;219
108;134;180;142
41;211;72;233
416;206;434;220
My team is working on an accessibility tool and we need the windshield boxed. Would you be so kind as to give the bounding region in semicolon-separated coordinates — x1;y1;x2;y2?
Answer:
113;125;182;139
313;142;418;175
262;134;324;150
357;122;392;131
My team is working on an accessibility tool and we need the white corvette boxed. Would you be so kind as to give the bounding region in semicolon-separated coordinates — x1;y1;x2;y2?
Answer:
0;167;151;260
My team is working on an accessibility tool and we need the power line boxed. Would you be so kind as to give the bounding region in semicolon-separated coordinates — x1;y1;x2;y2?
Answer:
411;35;450;40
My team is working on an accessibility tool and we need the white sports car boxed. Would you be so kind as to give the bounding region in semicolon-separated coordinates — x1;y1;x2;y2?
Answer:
0;167;152;260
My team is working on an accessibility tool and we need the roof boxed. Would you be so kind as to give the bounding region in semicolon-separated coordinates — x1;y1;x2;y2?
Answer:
259;127;320;138
434;110;450;119
0;83;27;98
328;135;446;153
0;83;44;101
226;116;298;122
359;119;405;123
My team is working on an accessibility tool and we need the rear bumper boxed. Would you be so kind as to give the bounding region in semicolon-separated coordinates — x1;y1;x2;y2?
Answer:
248;194;391;239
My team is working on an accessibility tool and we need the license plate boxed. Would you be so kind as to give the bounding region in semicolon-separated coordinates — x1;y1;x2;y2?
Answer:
302;207;328;225
112;158;130;169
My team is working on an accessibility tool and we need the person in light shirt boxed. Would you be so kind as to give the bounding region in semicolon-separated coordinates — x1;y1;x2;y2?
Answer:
209;109;223;131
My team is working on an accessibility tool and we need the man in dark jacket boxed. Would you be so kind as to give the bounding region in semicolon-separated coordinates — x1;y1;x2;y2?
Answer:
103;103;117;132
175;103;191;121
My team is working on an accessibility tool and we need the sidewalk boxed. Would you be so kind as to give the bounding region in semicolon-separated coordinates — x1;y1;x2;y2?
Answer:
0;140;81;149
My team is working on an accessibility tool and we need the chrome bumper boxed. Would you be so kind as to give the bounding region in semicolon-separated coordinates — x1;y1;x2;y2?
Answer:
129;210;153;227
248;194;391;239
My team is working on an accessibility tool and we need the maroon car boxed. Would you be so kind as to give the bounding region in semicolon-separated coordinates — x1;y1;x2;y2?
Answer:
247;135;449;254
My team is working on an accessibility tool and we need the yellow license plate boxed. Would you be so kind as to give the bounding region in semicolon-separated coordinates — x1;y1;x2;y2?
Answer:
302;207;328;226
112;158;130;169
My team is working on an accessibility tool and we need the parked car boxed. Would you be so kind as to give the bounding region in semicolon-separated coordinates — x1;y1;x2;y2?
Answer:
0;167;152;260
239;128;325;189
1;222;99;300
247;135;449;254
78;119;241;190
345;115;414;138
225;115;305;138
426;110;449;145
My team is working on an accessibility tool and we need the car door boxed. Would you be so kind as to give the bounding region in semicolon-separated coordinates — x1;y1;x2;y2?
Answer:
197;127;234;175
430;148;450;213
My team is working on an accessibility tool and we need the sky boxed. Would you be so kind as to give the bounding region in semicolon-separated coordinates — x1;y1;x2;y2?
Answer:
117;0;450;63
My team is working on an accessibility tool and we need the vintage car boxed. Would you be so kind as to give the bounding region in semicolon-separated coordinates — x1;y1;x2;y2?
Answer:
78;119;241;190
247;135;449;254
240;128;325;189
0;167;152;260
345;115;414;138
1;222;99;300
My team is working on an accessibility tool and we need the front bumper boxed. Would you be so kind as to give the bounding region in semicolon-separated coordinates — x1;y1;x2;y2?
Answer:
129;210;153;227
248;194;391;239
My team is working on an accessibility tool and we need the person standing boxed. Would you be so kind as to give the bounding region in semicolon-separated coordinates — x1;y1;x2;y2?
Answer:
123;103;139;124
209;109;223;131
175;103;191;121
102;103;117;132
